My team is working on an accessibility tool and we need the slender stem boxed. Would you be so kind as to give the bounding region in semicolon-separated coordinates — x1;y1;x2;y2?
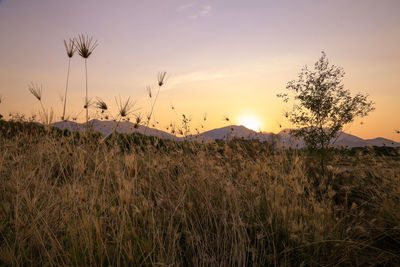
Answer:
39;100;47;124
62;58;71;121
144;85;160;135
101;117;121;143
85;59;88;128
113;118;122;134
39;101;46;114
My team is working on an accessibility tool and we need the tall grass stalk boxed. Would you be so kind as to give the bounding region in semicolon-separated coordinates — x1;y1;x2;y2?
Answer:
99;97;138;141
28;82;53;124
144;71;166;135
84;59;88;123
62;38;75;121
75;34;98;127
112;96;137;133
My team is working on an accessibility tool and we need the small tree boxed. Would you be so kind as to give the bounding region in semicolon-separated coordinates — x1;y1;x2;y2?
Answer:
278;52;374;172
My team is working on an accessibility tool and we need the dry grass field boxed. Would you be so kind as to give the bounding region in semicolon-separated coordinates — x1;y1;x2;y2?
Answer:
1;121;400;266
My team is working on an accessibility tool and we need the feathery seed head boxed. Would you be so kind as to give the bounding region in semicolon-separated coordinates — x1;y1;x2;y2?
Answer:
75;34;98;59
64;38;75;58
95;98;108;111
28;82;43;101
116;96;137;117
83;98;93;109
135;113;142;124
133;113;142;128
147;86;152;98
157;71;167;87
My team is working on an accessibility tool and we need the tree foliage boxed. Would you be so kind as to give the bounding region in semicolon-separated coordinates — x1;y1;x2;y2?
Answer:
278;52;375;151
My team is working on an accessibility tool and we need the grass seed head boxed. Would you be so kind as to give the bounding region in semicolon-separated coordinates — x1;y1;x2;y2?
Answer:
147;86;152;98
95;98;108;111
133;113;143;128
135;113;142;124
28;82;43;101
75;34;98;59
116;96;137;118
64;38;75;58
83;98;93;109
158;71;167;87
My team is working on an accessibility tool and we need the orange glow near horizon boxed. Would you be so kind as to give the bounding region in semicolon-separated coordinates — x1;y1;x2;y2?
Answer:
237;115;263;132
0;1;399;142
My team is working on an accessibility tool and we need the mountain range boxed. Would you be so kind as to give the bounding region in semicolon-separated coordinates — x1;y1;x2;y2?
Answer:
52;120;400;148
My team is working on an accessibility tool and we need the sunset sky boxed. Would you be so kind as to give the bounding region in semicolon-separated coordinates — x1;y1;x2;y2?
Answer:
0;0;399;141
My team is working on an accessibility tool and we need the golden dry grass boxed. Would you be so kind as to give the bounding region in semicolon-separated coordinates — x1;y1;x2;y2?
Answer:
0;123;399;266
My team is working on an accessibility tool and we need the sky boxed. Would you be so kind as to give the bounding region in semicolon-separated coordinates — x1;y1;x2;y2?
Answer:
0;0;399;141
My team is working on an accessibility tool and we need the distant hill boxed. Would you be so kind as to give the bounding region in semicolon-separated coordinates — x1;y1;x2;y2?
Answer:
52;119;176;140
51;121;400;147
187;125;273;142
334;133;399;147
193;126;400;148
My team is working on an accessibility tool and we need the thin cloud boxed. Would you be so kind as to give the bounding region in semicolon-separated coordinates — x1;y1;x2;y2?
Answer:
177;2;212;19
176;2;196;12
200;5;211;16
170;71;232;86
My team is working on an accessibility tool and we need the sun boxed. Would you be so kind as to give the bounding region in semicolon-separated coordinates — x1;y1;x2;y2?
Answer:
237;115;262;132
